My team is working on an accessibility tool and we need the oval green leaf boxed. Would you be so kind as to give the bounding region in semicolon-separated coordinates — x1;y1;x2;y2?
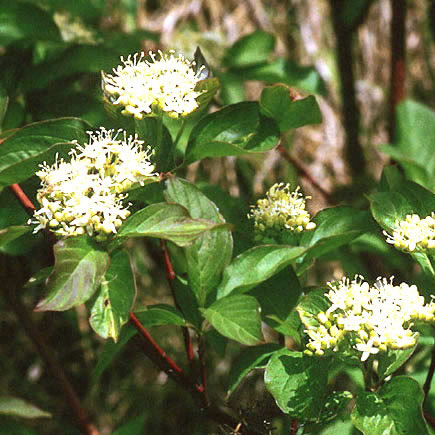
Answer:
259;84;322;132
0;396;51;419
351;376;429;435
165;177;233;306
35;236;110;312
0;117;90;188
217;245;306;299
90;250;136;342
202;294;263;346
116;202;229;247
264;349;329;419
184;102;280;164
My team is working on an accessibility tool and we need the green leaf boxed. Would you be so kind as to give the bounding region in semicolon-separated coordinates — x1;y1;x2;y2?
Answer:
35;236;110;312
165;177;233;306
227;343;281;398
217;245;306;299
202;295;263;345
387;100;435;190
370;180;435;233
296;289;331;329
259;85;322;132
264;349;329;419
195;77;221;112
113;413;146;435
0;396;51;419
134;304;186;327
116;202;229;248
184;102;280;164
317;391;353;424
376;339;418;380
351;376;429;435
297;207;377;275
0;117;89;188
0;226;31;249
0;0;60;46
224;30;276;68
91;304;185;383
89;250;136;341
237;58;327;95
249;267;302;338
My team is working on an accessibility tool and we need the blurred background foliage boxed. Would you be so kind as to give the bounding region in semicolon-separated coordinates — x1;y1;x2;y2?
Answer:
1;0;435;434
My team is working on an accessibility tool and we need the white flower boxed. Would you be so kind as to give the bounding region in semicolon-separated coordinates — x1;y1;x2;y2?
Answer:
248;183;316;234
384;213;435;253
29;128;158;239
303;276;434;361
102;50;205;119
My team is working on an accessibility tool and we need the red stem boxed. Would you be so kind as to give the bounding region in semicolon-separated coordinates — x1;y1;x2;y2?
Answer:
129;311;209;407
388;0;406;142
9;183;35;216
290;418;299;435
160;240;196;363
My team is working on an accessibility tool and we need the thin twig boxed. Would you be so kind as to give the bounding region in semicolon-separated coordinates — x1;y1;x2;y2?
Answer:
1;256;100;435
277;143;334;204
9;183;35;216
160;240;196;364
290;418;298;435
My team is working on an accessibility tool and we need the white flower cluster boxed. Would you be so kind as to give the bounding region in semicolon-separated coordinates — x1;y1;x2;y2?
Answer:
304;276;435;361
248;183;316;233
102;50;205;120
29;128;158;239
384;213;435;252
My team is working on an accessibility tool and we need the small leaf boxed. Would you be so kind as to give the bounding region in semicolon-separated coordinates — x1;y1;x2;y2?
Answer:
259;85;322;132
236;58;326;95
249;267;302;338
165;177;233;306
297;207;377;275
89;250;136;341
264;349;329;419
370;180;435;233
390;100;435;190
296;288;331;329
224;31;275;68
184;102;279;164
376;339;418;380
217;245;306;299
116;202;229;247
0;396;51;419
351;376;429;435
0;117;89;188
202;295;263;345
134;305;186;327
227;343;281;398
0;225;31;248
35;236;110;312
